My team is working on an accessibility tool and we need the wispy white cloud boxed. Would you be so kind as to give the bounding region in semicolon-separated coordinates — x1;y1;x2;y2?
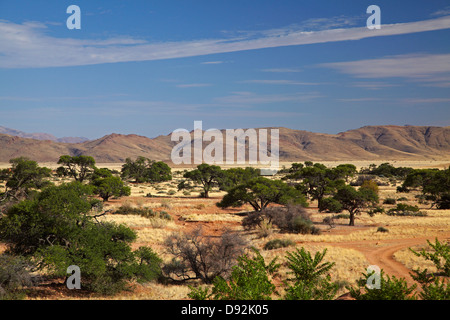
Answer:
338;97;384;102
321;53;450;79
401;98;450;104
241;80;319;86
201;61;224;65
260;68;303;73
1;15;450;68
176;83;212;88
431;6;450;17
214;91;322;105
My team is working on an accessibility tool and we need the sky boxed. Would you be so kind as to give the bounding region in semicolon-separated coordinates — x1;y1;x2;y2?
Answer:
0;0;449;140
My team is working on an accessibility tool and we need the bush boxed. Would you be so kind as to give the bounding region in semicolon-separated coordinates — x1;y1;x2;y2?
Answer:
242;204;318;235
383;198;396;205
163;227;247;284
189;248;280;300
367;206;385;217
263;239;294;250
387;204;426;216
377;227;389;233
114;206;172;220
291;216;321;235
265;204;318;234
347;269;417;300
284;248;339;300
319;197;343;213
410;238;450;277
0;255;35;300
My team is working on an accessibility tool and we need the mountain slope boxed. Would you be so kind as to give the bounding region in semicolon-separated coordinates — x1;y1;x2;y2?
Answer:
0;125;449;163
0;126;89;143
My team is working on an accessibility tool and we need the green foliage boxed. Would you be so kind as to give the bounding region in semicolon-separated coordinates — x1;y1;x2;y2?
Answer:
367;206;385;217
0;182;162;295
217;177;307;212
91;176;131;201
410;238;450;277
121;157;172;183
217;167;260;191
243;204;317;234
291;216;321;235
360;163;413;178
263;239;294;250
387;203;426;216
114;206;172;220
377;226;389;233
319;197;343;213
183;164;223;198
360;179;379;195
188;247;340;301
0;254;35;300
348;269;417;300
208;248;280;300
0;182;94;256
57;155;96;182
285;162;347;209
284;247;338;300
0;157;52;202
285;247;335;284
332;185;379;226
383;198;396;205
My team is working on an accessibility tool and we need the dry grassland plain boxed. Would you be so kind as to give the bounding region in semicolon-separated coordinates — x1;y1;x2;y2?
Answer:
1;160;449;300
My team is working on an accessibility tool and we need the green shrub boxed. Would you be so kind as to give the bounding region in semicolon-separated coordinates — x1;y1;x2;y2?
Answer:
0;255;35;300
334;213;350;219
188;248;280;300
367;206;385;217
383;198;396;205
292;216;321;235
410;238;450;276
263;239;294;250
284;247;339;300
377;227;389;233
387;204;426;216
347;269;417;300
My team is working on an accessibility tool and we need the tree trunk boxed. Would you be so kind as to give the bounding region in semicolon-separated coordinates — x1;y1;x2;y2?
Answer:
349;212;355;226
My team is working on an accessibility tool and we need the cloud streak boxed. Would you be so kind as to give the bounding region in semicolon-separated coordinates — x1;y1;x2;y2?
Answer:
1;15;450;68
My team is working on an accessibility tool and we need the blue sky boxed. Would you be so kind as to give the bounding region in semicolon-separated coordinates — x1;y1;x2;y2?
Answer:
0;0;449;139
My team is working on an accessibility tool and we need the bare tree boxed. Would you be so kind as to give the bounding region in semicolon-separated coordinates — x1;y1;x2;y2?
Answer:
163;226;247;284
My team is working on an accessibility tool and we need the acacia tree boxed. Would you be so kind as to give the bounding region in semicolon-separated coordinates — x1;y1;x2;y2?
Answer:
421;167;450;209
0;181;162;295
332;185;379;226
284;162;345;209
182;164;223;198
217;167;261;191
121;157;172;183
91;176;131;202
57;155;96;183
217;177;308;212
0;157;52;203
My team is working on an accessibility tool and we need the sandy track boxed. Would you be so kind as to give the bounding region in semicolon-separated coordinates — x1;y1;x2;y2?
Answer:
319;234;450;287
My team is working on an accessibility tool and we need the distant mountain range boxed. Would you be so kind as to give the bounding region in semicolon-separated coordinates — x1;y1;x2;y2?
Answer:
0;126;89;144
0;125;449;163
